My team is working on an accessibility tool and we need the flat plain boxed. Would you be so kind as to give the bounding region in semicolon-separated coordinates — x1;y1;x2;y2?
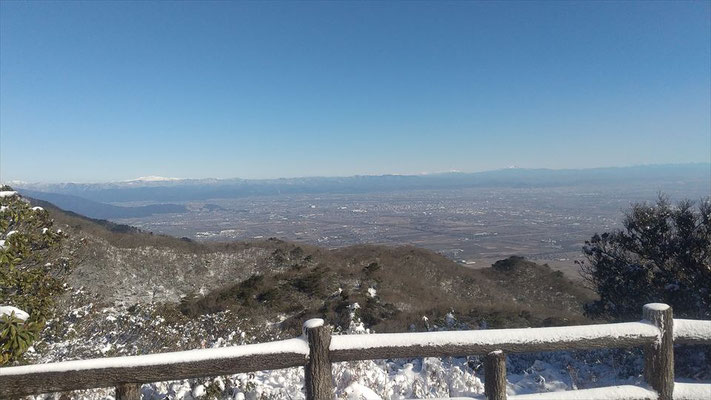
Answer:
110;181;709;279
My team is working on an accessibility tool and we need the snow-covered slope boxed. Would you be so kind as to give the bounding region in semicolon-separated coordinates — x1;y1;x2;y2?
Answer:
3;194;708;399
19;298;711;400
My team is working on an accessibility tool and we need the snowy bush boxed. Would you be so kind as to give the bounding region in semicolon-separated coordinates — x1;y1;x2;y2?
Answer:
0;186;67;364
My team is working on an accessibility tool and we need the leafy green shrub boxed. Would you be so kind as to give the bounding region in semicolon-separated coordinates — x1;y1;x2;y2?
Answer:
579;195;711;320
1;186;67;364
0;312;40;364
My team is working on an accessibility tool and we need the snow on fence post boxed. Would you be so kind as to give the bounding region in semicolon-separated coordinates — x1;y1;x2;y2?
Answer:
115;383;141;400
484;350;507;400
303;318;333;400
643;303;674;400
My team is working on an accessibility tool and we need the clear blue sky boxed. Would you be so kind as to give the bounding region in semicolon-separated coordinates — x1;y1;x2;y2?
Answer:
1;1;709;182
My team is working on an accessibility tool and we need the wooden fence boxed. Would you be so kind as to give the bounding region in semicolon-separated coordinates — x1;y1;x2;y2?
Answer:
1;303;710;400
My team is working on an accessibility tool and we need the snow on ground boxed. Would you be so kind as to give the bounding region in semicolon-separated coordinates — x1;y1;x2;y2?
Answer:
10;293;710;400
507;385;658;399
673;382;711;400
0;305;30;321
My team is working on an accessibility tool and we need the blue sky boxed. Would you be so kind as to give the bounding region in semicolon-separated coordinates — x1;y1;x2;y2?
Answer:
1;1;709;182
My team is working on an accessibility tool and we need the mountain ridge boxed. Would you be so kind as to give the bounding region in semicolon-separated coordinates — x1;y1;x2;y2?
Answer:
19;189;188;219
12;163;710;186
11;163;710;204
28;195;596;333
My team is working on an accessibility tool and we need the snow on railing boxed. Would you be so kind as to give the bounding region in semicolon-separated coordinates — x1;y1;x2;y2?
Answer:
673;319;711;345
329;322;660;362
1;303;710;400
0;338;310;398
0;338;310;377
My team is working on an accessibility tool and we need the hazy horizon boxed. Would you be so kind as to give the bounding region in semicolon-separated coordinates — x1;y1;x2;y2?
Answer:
3;162;709;186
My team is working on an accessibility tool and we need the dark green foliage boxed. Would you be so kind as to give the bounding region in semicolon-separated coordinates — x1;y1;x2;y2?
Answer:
1;186;68;364
289;246;304;259
203;379;225;400
580;195;711;320
318;290;354;329
271;249;286;265
360;297;398;327
178;269;313;318
241;274;265;290
492;256;527;272
0;313;39;364
289;266;328;296
177;247;594;336
362;262;381;274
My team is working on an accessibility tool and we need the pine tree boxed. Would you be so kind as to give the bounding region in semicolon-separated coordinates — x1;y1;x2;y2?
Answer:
579;195;711;320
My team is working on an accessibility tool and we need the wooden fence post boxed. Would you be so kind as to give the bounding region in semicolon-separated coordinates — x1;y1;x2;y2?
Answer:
304;318;333;400
115;383;141;400
643;303;673;400
484;350;507;400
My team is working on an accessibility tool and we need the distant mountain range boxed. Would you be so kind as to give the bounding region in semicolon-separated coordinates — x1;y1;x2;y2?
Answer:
19;190;188;219
11;163;711;204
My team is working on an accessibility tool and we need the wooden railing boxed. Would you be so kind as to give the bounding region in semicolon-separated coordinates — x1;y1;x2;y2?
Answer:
1;303;710;400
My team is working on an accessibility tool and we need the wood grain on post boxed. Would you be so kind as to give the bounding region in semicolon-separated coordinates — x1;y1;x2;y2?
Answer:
484;350;507;400
303;319;333;400
643;303;674;400
115;383;141;400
